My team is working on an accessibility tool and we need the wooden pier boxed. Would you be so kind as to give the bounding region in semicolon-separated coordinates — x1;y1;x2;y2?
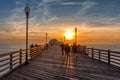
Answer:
1;45;120;80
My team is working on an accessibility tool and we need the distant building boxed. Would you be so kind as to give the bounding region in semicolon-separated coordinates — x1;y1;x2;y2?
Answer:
49;39;58;45
49;39;63;45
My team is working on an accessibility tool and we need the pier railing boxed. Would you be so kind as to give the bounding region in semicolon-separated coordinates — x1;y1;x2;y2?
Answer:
0;45;44;78
86;48;120;67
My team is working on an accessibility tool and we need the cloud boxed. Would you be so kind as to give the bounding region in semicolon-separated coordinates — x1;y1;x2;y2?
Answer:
1;0;120;31
78;0;97;15
0;6;27;42
42;0;57;3
34;0;98;26
61;2;82;5
25;0;97;27
89;22;113;27
27;0;58;26
0;23;15;32
60;0;97;16
16;1;21;5
48;16;58;21
85;16;120;28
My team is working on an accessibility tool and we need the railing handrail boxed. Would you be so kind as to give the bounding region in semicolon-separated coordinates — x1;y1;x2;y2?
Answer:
0;51;20;57
0;46;44;57
0;45;44;78
86;47;120;67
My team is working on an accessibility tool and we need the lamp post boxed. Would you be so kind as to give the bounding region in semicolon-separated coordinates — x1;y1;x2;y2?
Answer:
64;36;65;43
46;33;48;45
75;27;77;44
46;33;48;49
25;4;30;64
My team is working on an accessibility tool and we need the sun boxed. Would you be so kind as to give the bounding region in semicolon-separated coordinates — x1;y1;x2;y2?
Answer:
65;30;74;40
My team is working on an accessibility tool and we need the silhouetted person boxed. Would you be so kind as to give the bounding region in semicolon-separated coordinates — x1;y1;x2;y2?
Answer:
77;44;81;54
46;44;48;49
30;44;34;48
72;43;78;60
65;44;71;58
60;43;64;55
35;44;38;47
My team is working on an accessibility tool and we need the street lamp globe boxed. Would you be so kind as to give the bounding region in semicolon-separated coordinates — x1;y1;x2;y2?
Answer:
25;4;30;16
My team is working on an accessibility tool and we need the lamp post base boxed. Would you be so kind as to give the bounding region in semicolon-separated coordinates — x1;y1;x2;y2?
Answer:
25;61;29;64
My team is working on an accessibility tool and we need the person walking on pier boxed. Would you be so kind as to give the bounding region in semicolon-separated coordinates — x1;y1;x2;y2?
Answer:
72;43;78;60
65;43;71;58
60;43;65;55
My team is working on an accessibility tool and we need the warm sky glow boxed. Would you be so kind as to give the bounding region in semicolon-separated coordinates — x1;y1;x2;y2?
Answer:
0;0;120;45
65;30;74;40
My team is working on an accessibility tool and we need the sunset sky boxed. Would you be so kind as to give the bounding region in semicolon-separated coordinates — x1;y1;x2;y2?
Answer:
0;0;120;45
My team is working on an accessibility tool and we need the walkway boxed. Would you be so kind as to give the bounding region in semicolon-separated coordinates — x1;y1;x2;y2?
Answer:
1;45;120;80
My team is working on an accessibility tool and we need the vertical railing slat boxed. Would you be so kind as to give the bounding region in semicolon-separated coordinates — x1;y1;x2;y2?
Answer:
92;48;94;59
19;49;22;65
99;50;101;61
10;53;12;71
108;49;111;64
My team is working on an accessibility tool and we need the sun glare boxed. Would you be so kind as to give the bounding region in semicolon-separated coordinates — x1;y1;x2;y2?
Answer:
65;30;74;40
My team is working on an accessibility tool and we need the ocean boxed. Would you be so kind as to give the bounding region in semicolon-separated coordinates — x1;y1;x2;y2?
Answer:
86;44;120;52
0;44;120;54
0;44;26;54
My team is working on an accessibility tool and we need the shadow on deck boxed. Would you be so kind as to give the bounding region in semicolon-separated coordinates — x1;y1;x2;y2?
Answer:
1;45;120;80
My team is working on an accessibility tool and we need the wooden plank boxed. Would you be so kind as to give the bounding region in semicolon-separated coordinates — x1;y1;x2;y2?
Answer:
0;49;29;57
111;57;120;62
0;58;10;62
0;66;10;72
12;61;19;67
100;52;108;55
101;53;108;57
96;49;108;52
0;62;10;67
12;58;19;62
0;53;10;57
111;54;120;57
12;55;19;59
111;60;120;65
101;57;108;61
111;51;120;54
14;67;54;80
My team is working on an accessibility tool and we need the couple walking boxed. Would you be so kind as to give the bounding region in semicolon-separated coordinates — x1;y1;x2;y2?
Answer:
61;43;70;57
61;43;78;59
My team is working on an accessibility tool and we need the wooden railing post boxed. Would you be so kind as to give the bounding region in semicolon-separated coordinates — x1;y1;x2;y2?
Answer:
19;49;22;65
86;48;89;55
92;48;94;59
30;49;32;59
10;53;13;71
29;44;33;59
108;49;111;64
84;46;87;55
98;50;101;61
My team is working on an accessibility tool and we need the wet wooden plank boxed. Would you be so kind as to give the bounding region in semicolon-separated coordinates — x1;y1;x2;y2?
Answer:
1;45;120;80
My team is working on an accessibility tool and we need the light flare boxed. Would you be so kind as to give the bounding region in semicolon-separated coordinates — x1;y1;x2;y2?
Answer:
65;30;74;40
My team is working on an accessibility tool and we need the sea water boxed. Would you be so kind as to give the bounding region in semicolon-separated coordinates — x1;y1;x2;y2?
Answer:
0;44;25;54
86;44;120;52
0;44;120;54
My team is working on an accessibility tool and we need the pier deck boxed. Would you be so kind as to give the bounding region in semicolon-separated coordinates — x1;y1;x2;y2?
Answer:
1;45;120;80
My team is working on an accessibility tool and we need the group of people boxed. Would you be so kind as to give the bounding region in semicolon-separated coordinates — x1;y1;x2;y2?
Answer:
60;43;79;59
